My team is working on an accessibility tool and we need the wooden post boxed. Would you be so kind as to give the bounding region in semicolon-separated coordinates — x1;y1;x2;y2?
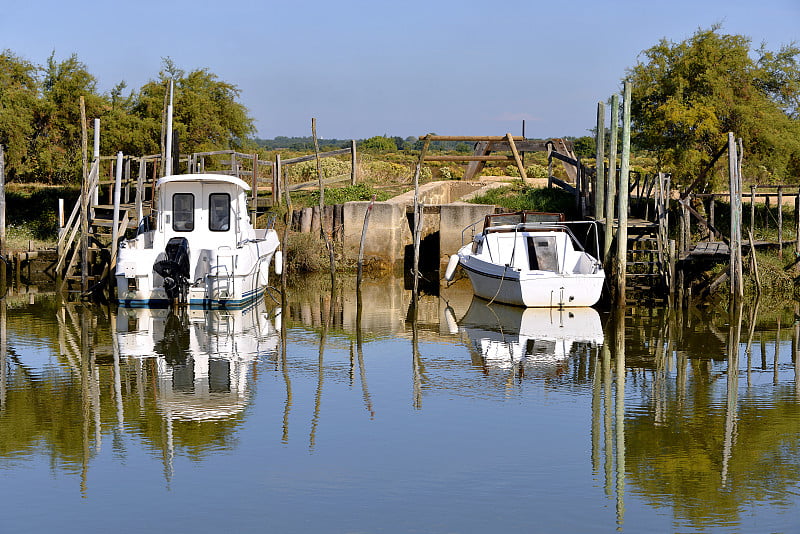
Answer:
778;186;783;259
795;188;800;260
80;98;89;293
312;118;335;287
728;132;743;298
251;153;259;226
614;82;631;305
506;133;528;182
111;152;123;254
595;101;605;221
136;158;145;226
275;153;283;208
709;196;715;239
750;185;756;234
0;145;5;261
357;195;377;287
604;94;619;266
350;139;357;185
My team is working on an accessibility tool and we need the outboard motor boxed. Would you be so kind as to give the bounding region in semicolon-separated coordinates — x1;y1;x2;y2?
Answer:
153;237;190;303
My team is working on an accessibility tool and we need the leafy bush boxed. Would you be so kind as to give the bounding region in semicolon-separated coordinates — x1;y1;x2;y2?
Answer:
469;184;578;218
286;158;351;182
362;161;412;182
310;184;391;204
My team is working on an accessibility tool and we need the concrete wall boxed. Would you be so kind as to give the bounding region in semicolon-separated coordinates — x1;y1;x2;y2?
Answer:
341;180;500;269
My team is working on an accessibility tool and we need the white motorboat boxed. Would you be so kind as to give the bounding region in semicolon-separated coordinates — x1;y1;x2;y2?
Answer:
445;211;605;307
457;298;604;368
115;173;282;308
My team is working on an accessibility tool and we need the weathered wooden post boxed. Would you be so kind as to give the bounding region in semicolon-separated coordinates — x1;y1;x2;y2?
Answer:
795;188;800;263
603;94;619;266
357;195;377;288
274;153;283;207
614;82;631;305
595;101;605;221
750;185;756;234
111;152;123;254
135;157;145;226
312;118;336;287
251;153;259;226
709;196;716;239
778;186;783;259
80;97;89;293
350;139;357;185
0;145;5;263
727;132;743;299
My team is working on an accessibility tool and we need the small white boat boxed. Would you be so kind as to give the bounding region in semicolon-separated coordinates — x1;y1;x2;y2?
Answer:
445;211;604;307
115;173;282;308
458;299;604;368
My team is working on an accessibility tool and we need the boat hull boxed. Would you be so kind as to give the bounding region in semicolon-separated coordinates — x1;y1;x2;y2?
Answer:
459;253;604;307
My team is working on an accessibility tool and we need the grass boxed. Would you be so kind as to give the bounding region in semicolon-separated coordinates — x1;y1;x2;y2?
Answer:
468;182;579;218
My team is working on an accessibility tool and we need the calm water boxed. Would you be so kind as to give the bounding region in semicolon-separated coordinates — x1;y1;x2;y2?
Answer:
1;278;799;533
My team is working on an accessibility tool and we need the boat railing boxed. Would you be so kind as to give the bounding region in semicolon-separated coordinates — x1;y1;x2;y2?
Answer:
462;218;603;265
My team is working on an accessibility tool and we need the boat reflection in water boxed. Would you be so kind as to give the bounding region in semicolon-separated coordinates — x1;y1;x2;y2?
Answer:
115;299;281;421
455;299;604;371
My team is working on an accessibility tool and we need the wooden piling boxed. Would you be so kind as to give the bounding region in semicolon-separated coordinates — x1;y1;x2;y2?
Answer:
312;118;336;287
350;139;357;185
595;101;605;221
727;133;743;299
614;82;631;305
251;153;259;225
750;185;756;233
357;195;377;287
603;94;619;266
0;144;5;261
80;97;89;294
778;186;783;259
111;152;123;254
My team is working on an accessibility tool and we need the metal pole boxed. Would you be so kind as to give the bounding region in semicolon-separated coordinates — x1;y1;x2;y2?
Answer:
164;81;174;176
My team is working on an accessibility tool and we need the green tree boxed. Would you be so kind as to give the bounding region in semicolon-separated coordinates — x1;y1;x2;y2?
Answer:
625;26;800;187
0;50;39;180
32;52;106;183
131;59;255;155
360;135;396;152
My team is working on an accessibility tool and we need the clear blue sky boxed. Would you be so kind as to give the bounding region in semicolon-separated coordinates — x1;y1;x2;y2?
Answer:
3;0;798;140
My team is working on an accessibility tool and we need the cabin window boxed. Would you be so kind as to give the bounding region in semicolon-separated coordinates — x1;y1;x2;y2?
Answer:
172;193;195;232
527;236;558;271
209;193;231;231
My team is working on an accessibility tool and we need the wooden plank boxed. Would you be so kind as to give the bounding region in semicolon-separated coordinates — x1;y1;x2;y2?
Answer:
281;148;352;165
484;140;551;152
506;133;528;182
424;155;514;162
462;141;489;181
421;135;524;142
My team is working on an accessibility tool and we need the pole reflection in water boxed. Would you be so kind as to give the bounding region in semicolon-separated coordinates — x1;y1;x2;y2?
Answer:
614;306;626;529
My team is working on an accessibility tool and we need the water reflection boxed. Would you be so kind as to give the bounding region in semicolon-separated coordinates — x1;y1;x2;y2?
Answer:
1;279;800;531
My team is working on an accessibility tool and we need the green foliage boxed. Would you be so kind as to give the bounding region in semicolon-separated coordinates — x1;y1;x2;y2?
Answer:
571;136;596;159
626;26;800;187
525;163;549;178
469;183;578;218
0;50;38;180
309;183;391;204
360;135;396;152
286;158;351;182
0;53;255;184
362;160;412;182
